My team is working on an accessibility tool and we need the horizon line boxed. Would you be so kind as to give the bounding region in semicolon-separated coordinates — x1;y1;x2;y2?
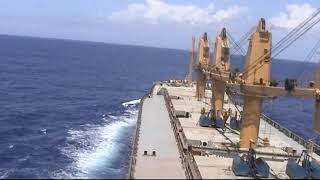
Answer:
0;33;309;63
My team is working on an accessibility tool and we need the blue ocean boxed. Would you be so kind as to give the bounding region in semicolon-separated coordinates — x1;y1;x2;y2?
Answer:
0;35;318;178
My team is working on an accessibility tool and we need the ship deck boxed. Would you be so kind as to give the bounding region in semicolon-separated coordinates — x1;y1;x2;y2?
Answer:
129;81;320;179
162;82;320;179
132;87;186;179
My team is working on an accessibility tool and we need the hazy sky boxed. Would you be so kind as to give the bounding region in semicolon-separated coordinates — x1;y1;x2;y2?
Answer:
0;0;320;60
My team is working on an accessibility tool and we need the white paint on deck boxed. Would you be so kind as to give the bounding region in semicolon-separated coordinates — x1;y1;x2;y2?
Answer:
134;94;186;179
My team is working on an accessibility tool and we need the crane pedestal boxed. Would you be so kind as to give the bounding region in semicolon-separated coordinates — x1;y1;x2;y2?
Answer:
240;96;263;148
212;80;226;114
196;70;206;100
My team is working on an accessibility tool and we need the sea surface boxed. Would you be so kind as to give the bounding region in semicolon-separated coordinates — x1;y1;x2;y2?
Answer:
0;35;318;178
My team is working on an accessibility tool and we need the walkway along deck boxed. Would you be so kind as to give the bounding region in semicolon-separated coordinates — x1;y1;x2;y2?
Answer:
128;83;198;179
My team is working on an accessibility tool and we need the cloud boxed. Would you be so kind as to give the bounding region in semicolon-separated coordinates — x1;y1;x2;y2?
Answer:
108;0;247;25
269;3;317;30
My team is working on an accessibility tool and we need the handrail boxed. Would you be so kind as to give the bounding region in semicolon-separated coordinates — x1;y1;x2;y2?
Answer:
260;113;320;153
159;87;202;179
192;145;301;158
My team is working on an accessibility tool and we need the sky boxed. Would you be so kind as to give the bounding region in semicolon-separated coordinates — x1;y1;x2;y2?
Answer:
0;0;320;60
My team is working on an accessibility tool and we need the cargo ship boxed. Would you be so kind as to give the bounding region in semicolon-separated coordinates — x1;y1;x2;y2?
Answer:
127;13;320;179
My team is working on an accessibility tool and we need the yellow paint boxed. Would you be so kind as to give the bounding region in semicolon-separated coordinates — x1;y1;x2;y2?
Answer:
240;18;272;148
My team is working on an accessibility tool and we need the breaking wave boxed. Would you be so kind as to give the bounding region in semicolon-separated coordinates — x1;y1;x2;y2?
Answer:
55;99;140;178
121;99;141;108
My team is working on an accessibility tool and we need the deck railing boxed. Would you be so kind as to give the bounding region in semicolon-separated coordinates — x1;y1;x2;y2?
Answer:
159;87;202;179
260;113;320;154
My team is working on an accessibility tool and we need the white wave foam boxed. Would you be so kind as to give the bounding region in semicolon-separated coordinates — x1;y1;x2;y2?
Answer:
0;170;10;179
41;128;47;134
107;115;118;120
121;99;140;108
58;100;138;178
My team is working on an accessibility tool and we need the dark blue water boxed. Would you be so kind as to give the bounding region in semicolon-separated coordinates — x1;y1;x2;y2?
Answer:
0;35;318;178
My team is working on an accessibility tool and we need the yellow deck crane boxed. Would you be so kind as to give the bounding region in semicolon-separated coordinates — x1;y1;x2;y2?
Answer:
196;16;320;149
196;33;210;100
210;28;231;118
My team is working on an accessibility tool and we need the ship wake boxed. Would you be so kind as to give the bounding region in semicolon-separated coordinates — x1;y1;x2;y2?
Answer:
55;99;140;178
